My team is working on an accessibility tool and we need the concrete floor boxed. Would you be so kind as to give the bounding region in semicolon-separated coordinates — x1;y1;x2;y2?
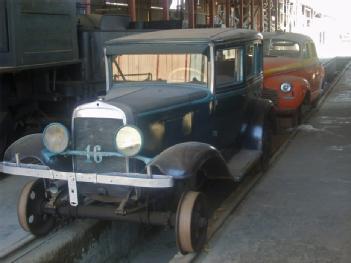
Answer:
0;176;34;258
197;67;351;263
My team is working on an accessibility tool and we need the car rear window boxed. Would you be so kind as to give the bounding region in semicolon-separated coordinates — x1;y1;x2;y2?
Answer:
264;39;301;58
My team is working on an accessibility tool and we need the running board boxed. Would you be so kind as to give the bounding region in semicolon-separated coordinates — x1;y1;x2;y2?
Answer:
227;149;262;182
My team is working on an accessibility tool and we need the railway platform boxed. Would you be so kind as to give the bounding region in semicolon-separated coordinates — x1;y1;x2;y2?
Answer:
196;65;351;262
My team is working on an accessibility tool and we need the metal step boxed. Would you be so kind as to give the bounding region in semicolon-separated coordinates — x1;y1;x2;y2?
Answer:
227;149;262;182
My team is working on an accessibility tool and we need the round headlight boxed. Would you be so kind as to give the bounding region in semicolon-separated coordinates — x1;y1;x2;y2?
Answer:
43;123;69;154
116;126;142;156
280;82;292;93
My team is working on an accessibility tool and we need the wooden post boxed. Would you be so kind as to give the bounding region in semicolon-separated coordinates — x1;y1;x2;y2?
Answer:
250;0;254;29
163;0;170;21
275;0;279;31
225;0;230;27
260;0;264;31
209;0;215;27
239;0;244;28
283;0;287;30
268;0;272;32
128;0;137;22
188;0;195;28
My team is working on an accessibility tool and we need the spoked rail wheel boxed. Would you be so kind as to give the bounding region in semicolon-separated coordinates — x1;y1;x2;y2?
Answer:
18;179;55;236
175;191;208;254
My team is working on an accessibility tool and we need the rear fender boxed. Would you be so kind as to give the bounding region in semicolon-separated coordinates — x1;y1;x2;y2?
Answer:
149;142;230;180
242;98;275;150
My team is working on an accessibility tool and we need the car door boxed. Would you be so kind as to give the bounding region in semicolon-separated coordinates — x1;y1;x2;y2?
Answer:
301;42;317;96
309;42;324;94
213;45;246;149
246;42;264;100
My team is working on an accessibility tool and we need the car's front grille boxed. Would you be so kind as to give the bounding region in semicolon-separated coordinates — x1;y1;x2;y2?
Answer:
262;88;279;106
73;118;125;173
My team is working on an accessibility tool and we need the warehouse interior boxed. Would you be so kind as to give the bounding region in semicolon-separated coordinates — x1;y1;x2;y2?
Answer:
0;0;351;262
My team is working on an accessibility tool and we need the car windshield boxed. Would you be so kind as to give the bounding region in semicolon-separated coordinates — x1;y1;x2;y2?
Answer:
263;39;301;58
111;53;208;86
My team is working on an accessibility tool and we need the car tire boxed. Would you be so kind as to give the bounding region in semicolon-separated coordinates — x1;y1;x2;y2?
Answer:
292;106;302;126
175;191;208;254
17;179;56;236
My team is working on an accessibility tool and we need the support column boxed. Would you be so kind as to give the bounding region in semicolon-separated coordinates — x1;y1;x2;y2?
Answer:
250;0;254;29
260;0;264;31
283;0;287;30
129;0;137;22
275;0;279;31
188;0;195;28
163;0;170;21
268;0;272;32
225;0;230;27
239;0;244;28
209;0;215;27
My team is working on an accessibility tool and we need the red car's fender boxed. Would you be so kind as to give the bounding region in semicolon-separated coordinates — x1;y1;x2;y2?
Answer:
263;75;310;113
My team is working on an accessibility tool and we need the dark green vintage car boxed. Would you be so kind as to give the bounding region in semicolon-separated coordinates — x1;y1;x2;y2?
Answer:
0;28;275;254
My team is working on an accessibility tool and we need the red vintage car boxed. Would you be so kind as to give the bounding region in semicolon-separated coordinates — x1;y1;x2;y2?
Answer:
262;32;325;124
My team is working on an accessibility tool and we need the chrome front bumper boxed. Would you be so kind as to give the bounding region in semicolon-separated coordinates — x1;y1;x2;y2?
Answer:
0;161;174;206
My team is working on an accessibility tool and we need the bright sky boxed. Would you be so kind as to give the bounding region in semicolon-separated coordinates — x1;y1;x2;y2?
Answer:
308;0;351;57
170;0;180;9
311;0;349;20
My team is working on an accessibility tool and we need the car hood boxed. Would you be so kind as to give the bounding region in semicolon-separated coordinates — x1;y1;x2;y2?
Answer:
103;83;210;115
264;56;302;77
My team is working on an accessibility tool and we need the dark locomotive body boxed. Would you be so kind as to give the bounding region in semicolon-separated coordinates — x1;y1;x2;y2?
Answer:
0;0;150;156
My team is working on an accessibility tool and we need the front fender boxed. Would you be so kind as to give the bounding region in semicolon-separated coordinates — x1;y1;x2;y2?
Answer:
149;142;230;179
242;98;275;150
4;134;71;170
264;75;310;109
264;75;310;90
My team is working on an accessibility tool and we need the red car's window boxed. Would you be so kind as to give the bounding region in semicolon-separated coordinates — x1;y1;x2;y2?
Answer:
264;39;301;58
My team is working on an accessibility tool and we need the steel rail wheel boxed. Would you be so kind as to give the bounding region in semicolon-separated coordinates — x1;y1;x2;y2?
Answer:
175;191;208;254
18;179;55;236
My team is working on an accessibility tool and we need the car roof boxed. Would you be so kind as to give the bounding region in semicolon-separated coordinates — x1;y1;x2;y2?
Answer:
262;32;313;44
106;28;262;45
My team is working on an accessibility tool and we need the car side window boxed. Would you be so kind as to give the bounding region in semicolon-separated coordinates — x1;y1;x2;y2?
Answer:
302;43;310;58
215;47;243;89
309;42;317;58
